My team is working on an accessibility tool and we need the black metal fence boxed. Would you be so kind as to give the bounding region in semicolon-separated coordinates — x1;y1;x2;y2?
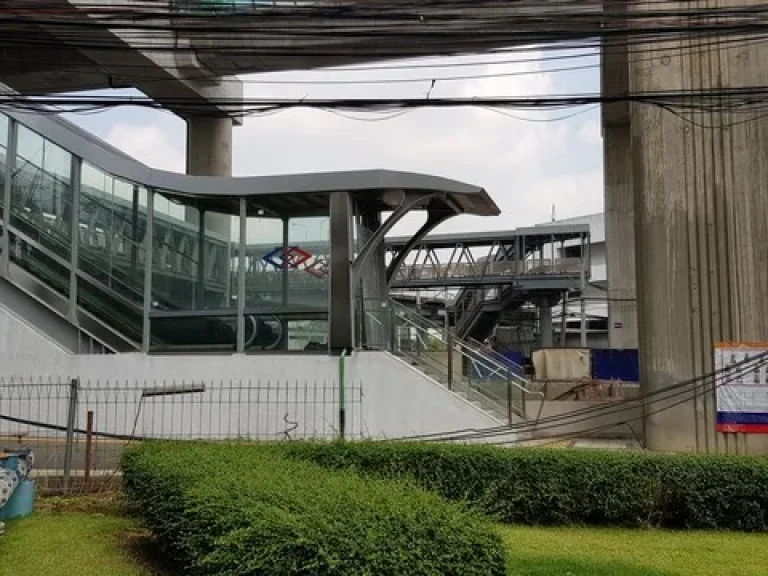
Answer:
0;377;362;491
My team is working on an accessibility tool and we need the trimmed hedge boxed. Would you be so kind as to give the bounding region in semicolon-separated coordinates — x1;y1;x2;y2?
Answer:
122;442;506;576
280;441;768;531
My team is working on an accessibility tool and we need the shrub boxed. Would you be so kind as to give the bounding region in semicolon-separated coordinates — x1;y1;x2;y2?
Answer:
122;442;507;576
280;441;768;531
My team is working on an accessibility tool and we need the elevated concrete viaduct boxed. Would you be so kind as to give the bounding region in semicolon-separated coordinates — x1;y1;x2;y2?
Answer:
1;0;767;453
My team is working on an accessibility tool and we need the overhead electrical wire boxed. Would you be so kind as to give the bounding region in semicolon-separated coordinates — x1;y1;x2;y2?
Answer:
389;350;768;445
0;0;766;124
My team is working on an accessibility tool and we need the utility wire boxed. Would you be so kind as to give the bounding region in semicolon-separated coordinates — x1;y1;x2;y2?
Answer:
390;351;768;443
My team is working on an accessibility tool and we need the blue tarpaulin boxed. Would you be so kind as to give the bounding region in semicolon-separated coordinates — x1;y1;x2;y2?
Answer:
591;349;639;382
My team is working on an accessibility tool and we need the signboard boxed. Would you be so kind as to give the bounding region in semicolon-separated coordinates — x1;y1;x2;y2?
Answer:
715;343;768;433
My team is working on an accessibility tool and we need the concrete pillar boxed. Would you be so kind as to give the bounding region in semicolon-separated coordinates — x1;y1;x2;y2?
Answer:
602;0;638;350
627;0;768;454
356;207;388;347
186;116;233;238
538;302;553;348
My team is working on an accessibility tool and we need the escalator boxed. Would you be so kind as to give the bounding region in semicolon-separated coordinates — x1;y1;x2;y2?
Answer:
2;179;284;353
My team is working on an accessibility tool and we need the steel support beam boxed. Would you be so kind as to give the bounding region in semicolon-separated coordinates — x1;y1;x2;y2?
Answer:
385;208;454;285
351;192;433;287
329;191;354;353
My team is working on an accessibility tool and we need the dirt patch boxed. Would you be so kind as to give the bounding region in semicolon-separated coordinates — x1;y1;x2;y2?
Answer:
37;492;125;515
122;529;180;576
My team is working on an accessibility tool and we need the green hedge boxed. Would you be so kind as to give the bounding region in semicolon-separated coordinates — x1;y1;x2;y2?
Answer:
122;442;507;576
280;441;768;531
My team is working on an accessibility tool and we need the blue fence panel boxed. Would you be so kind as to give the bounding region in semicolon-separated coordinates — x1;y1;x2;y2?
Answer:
591;349;639;382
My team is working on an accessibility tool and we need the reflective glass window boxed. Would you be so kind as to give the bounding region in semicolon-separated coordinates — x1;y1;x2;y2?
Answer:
10;125;73;262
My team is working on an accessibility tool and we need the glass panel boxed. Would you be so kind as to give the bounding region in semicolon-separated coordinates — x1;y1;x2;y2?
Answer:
150;314;238;352
108;180;147;305
152;191;198;311
244;211;284;308
11;126;73;261
287;216;330;309
77;276;142;344
79;163;114;286
9;231;69;297
287;319;328;351
77;163;146;341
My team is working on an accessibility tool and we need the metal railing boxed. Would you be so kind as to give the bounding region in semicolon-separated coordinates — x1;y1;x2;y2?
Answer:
172;0;315;12
360;299;543;425
392;257;584;284
0;377;362;492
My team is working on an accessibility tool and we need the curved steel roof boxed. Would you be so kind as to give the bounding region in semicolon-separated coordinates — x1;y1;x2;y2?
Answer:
5;108;499;219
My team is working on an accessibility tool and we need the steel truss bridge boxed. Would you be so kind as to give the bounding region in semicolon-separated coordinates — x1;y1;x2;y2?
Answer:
385;224;590;340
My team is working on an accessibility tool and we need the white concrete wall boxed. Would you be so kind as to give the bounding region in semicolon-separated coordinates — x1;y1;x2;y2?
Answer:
347;352;502;438
0;304;71;365
0;343;500;441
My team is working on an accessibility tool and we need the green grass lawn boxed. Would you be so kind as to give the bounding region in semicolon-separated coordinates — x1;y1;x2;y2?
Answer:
4;499;768;576
501;525;768;576
2;498;154;576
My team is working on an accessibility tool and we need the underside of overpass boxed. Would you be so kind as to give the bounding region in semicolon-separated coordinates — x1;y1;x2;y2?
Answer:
0;0;767;454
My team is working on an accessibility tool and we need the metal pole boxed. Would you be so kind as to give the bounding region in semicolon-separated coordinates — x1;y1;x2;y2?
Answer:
389;303;397;353
69;155;81;323
131;185;139;280
507;380;513;426
446;309;454;390
338;349;347;440
63;378;79;491
196;209;206;309
282;218;289;306
580;265;587;348
560;290;568;346
2;118;17;275
84;410;94;488
142;190;154;352
237;198;247;352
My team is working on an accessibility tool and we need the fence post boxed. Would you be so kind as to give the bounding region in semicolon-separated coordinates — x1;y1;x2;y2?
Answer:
84;411;94;489
338;350;347;441
507;378;513;427
63;378;79;492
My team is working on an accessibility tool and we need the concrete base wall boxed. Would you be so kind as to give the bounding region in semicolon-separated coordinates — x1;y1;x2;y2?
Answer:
0;303;72;364
0;343;500;442
526;400;642;441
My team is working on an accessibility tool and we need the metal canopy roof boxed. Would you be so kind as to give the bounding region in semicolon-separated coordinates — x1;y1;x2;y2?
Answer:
386;224;590;250
6;107;498;219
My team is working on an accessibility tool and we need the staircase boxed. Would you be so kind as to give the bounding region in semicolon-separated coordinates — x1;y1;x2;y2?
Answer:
362;299;541;425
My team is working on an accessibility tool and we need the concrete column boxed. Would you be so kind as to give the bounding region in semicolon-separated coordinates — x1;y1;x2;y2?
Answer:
356;206;388;347
602;0;638;350
628;0;768;454
538;302;553;348
186;116;233;238
329;192;354;353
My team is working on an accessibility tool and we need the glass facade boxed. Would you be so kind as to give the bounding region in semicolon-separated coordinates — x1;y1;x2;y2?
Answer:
0;111;339;354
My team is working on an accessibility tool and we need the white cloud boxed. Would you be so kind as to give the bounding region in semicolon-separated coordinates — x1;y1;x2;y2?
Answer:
104;121;185;173
83;49;604;235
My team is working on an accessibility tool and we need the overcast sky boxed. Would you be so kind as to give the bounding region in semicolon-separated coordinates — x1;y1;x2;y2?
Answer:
64;48;603;239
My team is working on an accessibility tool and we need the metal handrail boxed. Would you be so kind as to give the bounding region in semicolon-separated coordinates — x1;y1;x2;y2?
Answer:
467;336;525;373
389;300;535;394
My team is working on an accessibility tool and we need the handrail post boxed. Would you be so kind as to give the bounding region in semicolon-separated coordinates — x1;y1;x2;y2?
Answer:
389;303;396;353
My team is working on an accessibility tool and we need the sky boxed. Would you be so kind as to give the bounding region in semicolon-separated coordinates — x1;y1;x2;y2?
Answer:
64;48;604;240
